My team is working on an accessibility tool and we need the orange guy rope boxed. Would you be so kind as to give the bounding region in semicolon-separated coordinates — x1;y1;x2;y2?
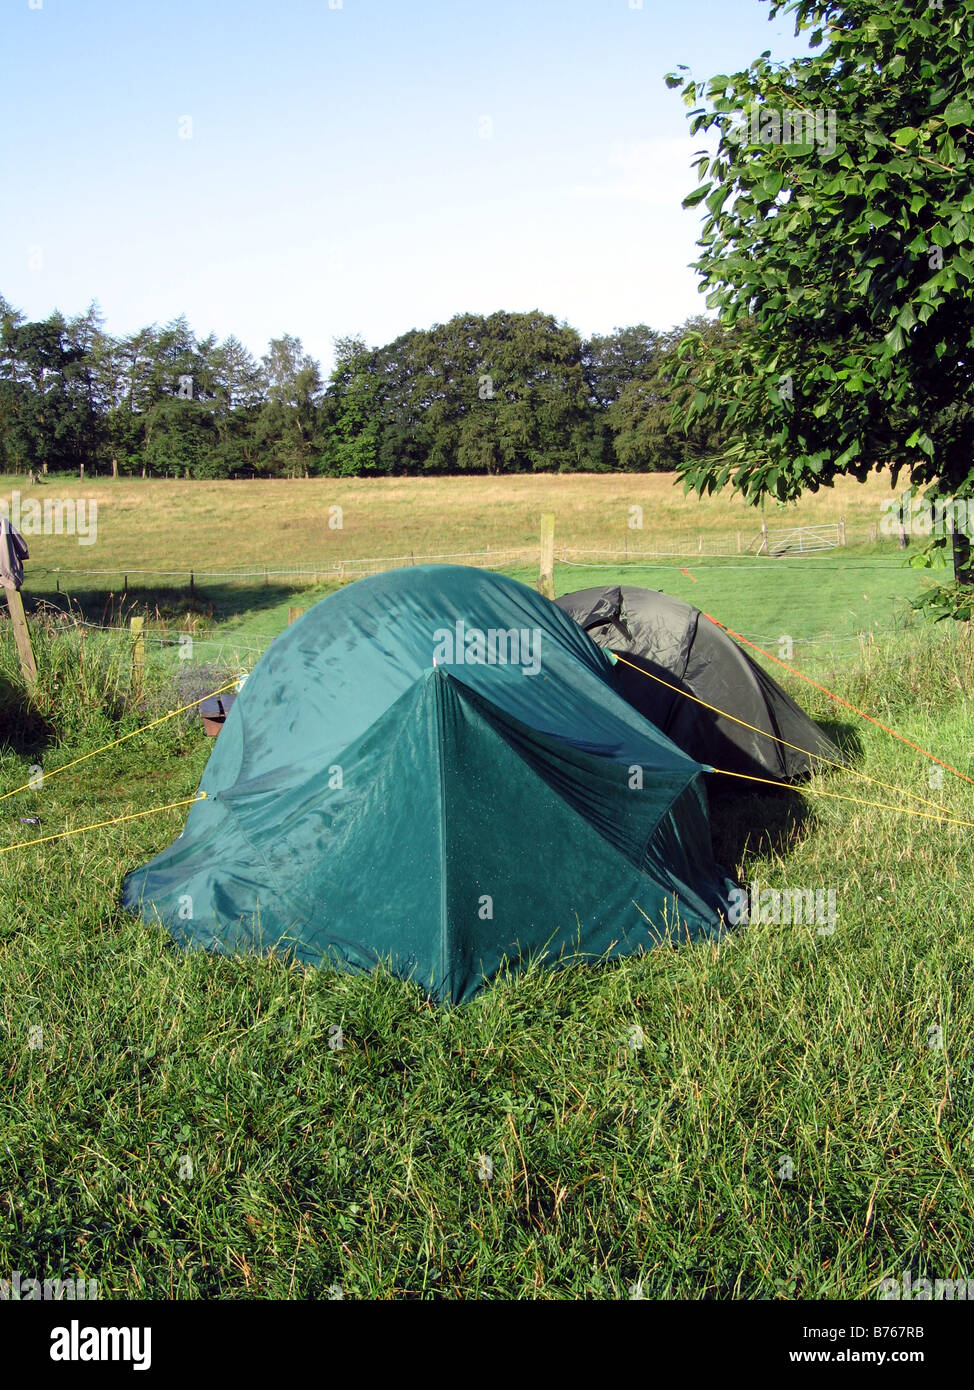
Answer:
702;613;974;788
610;652;953;817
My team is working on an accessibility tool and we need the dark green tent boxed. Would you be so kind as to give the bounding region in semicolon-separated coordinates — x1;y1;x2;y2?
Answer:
123;566;737;1003
556;585;841;781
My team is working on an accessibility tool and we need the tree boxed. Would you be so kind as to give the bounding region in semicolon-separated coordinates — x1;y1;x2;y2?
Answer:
257;335;323;475
143;397;217;477
208;335;266;476
666;0;974;584
65;302;104;416
484;310;592;473
89;326;137;475
139;317;220;478
324;335;382;475
117;327;157;418
582;325;662;409
149;315;201;404
0;296;26;471
0;315;89;474
212;335;265;416
580;325;664;469
608;317;740;471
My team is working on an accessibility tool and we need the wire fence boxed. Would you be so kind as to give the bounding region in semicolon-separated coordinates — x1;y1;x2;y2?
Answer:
16;593;920;667
31;546;539;587
22;517;910;589
25;512;915;590
3;524;922;680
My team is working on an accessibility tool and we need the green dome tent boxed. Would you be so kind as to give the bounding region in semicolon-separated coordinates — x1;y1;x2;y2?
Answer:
123;566;737;1003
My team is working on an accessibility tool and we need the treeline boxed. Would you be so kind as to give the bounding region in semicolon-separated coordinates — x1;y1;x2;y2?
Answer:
0;296;736;478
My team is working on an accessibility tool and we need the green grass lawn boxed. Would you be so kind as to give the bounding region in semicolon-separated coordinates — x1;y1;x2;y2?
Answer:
1;546;972;1299
549;550;933;676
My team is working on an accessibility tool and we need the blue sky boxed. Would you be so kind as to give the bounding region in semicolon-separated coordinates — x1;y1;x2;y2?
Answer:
1;0;811;374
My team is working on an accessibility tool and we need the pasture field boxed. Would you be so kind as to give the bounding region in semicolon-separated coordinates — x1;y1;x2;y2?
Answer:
0;469;933;674
0;473;972;1301
1;468;903;577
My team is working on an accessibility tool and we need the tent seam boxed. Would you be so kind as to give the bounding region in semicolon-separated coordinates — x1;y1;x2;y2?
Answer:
430;671;451;998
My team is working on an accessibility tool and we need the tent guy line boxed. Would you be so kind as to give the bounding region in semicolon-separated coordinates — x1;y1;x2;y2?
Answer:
703;613;974;788
0;794;208;856
707;770;974;829
611;652;955;817
0;680;241;805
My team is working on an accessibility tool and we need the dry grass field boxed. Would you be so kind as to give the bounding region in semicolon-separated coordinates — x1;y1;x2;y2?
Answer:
0;470;904;577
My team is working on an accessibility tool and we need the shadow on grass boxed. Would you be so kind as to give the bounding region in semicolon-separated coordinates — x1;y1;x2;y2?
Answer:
706;718;863;873
817;717;864;765
0;672;55;761
708;779;812;872
25;580;338;628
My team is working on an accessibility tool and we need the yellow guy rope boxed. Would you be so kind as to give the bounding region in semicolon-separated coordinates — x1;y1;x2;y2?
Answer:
0;678;238;856
709;768;974;831
0;793;208;856
610;652;958;818
703;612;974;788
0;679;240;805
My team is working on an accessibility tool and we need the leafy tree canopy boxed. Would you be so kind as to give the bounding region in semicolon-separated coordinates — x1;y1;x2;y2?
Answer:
667;0;974;523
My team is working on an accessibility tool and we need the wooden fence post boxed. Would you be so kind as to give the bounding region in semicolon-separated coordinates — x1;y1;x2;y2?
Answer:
130;615;145;693
538;513;555;599
5;588;37;686
287;606;306;625
839;517;846;546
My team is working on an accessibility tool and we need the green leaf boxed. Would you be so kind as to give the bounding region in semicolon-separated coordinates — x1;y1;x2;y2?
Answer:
682;183;713;208
661;10;973;515
943;97;974;128
706;184;732;216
